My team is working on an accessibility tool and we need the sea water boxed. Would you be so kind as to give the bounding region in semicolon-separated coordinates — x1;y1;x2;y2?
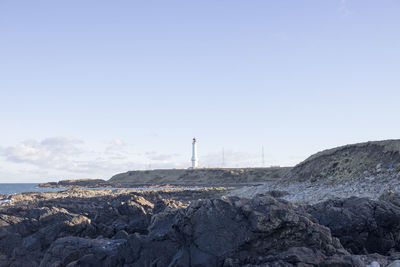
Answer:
0;183;205;204
0;183;66;195
0;183;67;204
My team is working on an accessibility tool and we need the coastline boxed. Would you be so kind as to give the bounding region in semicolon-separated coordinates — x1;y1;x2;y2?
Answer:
1;187;399;266
2;140;400;266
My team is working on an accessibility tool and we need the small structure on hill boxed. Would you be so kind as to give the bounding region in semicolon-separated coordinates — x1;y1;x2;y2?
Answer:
191;137;199;168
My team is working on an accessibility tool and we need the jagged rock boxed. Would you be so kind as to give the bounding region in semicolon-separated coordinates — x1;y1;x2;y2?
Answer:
2;188;399;266
307;196;400;255
117;195;348;266
113;230;129;240
38;194;352;266
39;237;125;267
0;206;96;266
0;189;205;266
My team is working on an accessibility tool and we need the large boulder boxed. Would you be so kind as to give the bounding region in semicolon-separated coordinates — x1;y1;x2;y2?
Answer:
118;195;355;266
0;206;95;266
307;196;400;255
93;195;153;236
0;192;157;266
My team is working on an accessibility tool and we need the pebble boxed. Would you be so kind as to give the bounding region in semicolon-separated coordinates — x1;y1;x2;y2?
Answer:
230;173;400;205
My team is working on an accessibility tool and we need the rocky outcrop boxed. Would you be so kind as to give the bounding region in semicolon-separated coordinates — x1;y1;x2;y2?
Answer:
2;189;400;266
40;237;125;267
0;206;95;266
123;195;358;267
0;189;192;266
307;196;400;255
38;194;363;266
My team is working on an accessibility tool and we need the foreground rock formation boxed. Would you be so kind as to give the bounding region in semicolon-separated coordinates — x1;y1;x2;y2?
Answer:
1;188;400;266
307;195;400;255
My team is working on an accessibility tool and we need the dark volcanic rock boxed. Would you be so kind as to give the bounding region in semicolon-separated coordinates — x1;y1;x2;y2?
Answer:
0;190;203;266
39;237;125;267
1;189;390;266
93;194;154;236
307;196;400;255
0;206;95;266
116;195;353;266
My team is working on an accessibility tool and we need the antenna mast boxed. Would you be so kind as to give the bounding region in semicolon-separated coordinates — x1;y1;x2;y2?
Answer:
222;147;225;168
262;145;265;167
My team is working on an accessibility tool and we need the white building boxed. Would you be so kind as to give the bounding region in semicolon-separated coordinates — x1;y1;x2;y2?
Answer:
191;137;199;168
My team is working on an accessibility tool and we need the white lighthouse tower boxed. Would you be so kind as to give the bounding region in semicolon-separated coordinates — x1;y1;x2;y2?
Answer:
191;137;199;168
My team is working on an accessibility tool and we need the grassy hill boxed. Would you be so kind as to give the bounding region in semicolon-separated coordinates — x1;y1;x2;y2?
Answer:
109;167;291;185
287;139;400;182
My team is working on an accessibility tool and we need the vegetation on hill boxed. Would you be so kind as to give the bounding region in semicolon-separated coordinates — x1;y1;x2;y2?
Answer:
109;167;291;184
287;139;400;182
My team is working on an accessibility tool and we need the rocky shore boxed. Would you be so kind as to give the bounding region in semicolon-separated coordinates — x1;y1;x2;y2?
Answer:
229;171;400;205
0;187;400;266
3;139;400;266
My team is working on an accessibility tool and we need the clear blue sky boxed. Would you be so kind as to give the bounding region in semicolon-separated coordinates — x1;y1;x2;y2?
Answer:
1;0;400;182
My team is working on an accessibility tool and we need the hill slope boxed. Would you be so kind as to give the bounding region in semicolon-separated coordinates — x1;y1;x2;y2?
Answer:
231;140;400;204
109;167;291;184
287;139;400;182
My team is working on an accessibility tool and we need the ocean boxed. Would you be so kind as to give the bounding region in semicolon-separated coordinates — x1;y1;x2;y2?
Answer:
0;183;203;197
0;183;66;195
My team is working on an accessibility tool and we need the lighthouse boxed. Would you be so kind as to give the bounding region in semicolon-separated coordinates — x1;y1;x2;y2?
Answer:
191;137;199;168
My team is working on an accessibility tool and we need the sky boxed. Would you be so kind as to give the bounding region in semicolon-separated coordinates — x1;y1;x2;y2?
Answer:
1;0;400;182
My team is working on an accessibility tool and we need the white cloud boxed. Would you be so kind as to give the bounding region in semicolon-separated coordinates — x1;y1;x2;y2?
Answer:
0;137;137;180
1;137;83;166
112;138;124;147
145;151;181;162
339;0;351;16
105;138;129;159
0;137;189;181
